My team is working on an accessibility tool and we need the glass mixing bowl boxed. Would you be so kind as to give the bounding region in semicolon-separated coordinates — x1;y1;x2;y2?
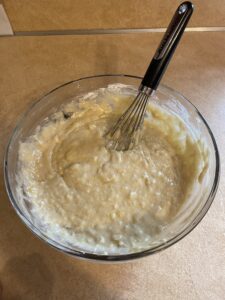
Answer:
4;75;220;262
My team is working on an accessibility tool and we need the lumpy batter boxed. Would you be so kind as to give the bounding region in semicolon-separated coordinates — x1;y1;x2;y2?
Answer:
17;84;206;254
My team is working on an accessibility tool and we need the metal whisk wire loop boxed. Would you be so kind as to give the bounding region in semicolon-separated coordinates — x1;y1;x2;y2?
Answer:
106;88;153;151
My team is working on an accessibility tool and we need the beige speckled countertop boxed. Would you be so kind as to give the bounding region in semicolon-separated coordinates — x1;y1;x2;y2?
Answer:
0;8;225;300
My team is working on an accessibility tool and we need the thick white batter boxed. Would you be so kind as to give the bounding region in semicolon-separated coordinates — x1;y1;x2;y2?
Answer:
17;84;206;254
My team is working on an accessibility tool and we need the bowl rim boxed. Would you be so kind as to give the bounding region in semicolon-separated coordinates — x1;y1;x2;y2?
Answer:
4;74;220;262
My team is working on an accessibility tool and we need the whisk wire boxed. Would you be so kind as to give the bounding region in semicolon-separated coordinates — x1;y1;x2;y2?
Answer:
120;92;146;135
106;90;151;151
109;93;140;136
133;93;149;133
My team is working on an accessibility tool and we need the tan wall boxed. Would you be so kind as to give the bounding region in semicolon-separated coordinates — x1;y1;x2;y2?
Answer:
2;0;225;32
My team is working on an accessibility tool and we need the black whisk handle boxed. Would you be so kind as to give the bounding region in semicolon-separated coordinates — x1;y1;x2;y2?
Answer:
141;1;194;90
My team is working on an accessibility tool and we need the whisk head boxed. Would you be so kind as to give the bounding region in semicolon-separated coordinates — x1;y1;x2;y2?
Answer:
106;87;153;151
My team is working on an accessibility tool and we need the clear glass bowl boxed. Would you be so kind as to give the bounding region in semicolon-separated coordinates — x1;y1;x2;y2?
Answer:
4;75;220;262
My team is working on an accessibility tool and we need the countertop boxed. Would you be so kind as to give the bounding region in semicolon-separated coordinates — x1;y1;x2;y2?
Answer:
0;30;225;299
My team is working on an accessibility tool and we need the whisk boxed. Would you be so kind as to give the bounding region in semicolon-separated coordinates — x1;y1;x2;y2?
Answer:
106;1;194;151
